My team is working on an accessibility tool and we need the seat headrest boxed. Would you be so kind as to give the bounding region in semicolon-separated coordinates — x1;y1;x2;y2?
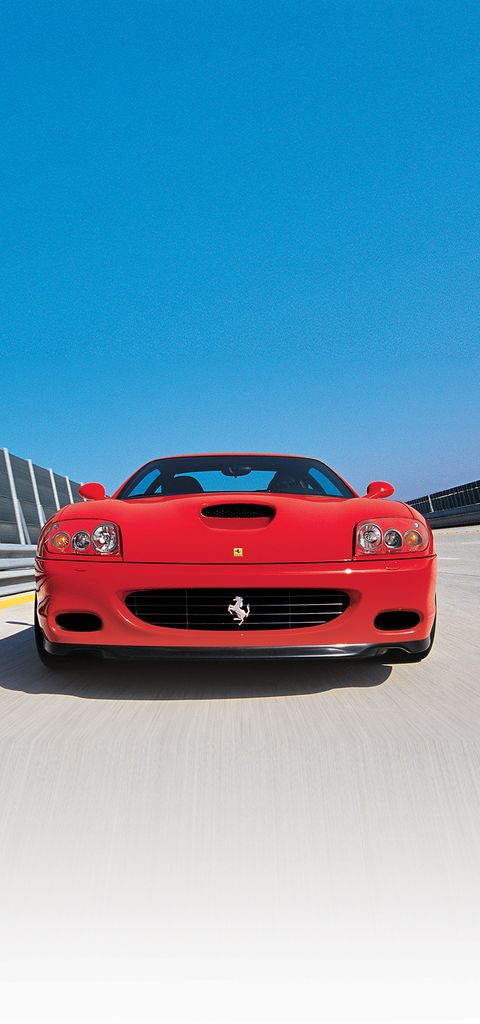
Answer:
169;475;204;494
267;472;304;493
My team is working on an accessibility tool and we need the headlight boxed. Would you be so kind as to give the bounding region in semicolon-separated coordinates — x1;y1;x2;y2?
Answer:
355;519;429;557
384;528;403;549
72;530;90;552
357;523;383;552
91;523;118;554
41;520;121;557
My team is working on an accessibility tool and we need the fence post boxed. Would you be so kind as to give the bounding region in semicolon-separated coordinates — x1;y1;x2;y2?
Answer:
28;459;46;527
18;504;31;545
65;476;74;504
49;469;60;511
2;448;26;545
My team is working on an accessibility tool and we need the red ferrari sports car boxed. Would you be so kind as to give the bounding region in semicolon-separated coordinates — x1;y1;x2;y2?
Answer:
34;453;437;667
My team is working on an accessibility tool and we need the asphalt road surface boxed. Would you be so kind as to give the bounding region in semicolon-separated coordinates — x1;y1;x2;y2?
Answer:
0;528;479;1022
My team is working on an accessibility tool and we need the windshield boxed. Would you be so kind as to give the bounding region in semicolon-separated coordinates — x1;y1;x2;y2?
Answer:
117;455;354;499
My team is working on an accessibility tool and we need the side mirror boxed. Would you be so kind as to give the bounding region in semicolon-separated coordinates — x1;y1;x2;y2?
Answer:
364;480;395;499
78;482;107;501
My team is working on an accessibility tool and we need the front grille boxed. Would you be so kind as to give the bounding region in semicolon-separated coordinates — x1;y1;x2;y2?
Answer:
201;504;274;518
125;588;349;631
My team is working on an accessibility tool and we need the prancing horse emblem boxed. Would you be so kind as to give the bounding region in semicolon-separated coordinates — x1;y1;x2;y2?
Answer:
227;595;250;625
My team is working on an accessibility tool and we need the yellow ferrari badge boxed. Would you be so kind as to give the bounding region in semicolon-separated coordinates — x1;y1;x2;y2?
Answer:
233;547;243;557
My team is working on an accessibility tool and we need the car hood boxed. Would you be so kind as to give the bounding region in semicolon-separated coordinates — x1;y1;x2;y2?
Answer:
60;493;418;563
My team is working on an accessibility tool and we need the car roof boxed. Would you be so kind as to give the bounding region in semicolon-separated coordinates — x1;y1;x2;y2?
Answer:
140;452;325;461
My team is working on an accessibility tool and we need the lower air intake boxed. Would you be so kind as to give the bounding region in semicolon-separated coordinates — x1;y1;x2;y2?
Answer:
125;588;349;631
374;610;420;631
55;613;102;632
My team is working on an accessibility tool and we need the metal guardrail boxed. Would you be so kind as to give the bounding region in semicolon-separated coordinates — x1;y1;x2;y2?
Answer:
0;544;36;597
419;503;480;528
407;480;480;528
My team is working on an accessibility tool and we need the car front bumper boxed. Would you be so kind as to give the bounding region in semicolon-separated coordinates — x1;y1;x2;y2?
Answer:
35;555;437;658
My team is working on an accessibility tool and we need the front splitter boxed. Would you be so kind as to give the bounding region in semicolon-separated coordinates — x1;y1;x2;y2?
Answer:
43;638;430;660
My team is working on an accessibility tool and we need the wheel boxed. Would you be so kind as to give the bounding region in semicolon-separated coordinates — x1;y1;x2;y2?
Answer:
34;597;66;670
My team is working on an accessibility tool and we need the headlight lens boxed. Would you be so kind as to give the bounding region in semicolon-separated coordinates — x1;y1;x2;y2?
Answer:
384;528;403;549
357;523;382;552
72;530;90;552
91;523;118;554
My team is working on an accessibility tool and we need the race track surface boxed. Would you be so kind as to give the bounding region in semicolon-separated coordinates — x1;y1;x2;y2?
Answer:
0;529;479;1020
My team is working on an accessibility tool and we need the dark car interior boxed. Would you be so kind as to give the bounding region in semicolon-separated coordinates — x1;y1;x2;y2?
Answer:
118;457;354;500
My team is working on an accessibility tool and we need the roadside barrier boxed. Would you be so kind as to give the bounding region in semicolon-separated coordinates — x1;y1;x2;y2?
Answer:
407;480;480;529
0;544;37;597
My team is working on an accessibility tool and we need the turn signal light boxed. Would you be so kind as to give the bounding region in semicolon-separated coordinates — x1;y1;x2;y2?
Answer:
355;519;429;557
51;531;70;551
404;529;424;549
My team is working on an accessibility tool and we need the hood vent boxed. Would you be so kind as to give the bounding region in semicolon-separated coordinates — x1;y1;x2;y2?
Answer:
201;503;275;519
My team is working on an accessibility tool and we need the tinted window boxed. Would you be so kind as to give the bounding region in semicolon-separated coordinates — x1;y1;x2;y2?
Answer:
117;456;353;499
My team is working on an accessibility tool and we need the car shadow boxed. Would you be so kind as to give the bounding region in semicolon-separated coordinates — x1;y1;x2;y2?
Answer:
0;625;394;700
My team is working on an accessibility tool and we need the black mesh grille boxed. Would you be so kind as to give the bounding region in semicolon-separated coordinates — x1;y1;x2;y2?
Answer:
125;588;349;631
201;504;274;518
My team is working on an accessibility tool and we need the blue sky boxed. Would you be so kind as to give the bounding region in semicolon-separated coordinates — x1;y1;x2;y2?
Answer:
1;0;479;498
